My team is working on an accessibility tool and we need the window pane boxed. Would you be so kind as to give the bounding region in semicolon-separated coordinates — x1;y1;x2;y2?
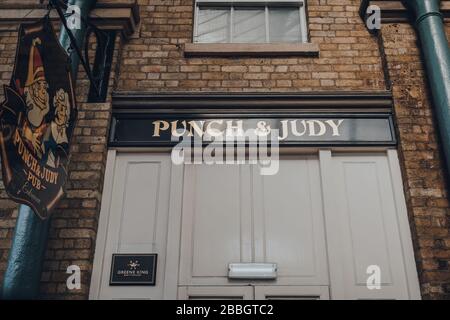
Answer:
196;7;230;43
269;8;301;42
233;8;266;43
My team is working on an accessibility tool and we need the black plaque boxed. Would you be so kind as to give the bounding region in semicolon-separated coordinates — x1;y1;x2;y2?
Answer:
110;254;157;286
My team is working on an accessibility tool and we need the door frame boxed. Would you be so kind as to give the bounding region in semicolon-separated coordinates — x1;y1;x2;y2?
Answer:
89;148;421;300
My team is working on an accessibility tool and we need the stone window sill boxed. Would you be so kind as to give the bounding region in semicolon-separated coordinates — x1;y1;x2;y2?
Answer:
184;43;319;57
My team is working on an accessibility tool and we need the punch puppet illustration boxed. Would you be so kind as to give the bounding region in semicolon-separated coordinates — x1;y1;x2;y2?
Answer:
0;19;77;219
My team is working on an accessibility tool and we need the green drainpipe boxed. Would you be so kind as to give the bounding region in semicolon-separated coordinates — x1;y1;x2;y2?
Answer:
402;0;450;179
1;207;50;299
59;0;97;78
1;0;97;300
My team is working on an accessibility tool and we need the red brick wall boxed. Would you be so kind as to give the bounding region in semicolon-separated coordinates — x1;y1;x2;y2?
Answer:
38;101;112;299
382;23;450;299
116;0;386;92
0;29;21;292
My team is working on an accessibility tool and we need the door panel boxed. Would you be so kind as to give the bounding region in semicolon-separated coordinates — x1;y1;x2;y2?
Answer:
191;165;249;277
179;286;330;300
178;286;254;300
179;164;253;285
252;157;328;285
179;157;328;287
320;152;420;299
117;161;163;253
97;153;173;299
254;286;330;300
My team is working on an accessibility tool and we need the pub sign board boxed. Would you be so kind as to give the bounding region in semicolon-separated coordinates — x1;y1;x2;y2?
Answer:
109;113;396;148
0;18;77;219
110;254;158;286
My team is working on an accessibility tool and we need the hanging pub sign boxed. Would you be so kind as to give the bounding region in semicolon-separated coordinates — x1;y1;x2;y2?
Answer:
0;18;77;219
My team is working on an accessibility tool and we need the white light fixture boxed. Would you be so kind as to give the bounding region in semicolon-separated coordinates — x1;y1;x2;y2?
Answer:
228;263;277;280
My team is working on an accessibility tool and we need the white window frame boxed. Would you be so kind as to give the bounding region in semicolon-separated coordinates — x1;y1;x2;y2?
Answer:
193;0;308;43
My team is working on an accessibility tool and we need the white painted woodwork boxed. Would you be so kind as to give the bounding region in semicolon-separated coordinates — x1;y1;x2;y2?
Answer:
178;157;328;287
179;285;329;300
91;153;174;299
254;286;330;300
252;157;328;285
319;150;421;299
90;150;421;300
178;286;254;300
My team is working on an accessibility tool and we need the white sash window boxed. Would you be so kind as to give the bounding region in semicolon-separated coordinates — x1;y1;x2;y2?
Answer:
194;0;308;43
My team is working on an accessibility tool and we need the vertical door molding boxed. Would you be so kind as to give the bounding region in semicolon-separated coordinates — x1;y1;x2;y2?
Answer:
89;149;117;300
163;162;185;299
318;150;346;299
178;163;196;286
386;149;421;299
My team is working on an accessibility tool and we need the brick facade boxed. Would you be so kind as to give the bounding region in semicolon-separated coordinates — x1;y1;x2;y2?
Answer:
0;0;449;299
382;23;450;299
117;0;386;92
0;29;21;293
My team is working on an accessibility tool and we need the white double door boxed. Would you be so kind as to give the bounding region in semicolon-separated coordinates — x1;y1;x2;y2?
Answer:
178;157;329;300
90;150;420;300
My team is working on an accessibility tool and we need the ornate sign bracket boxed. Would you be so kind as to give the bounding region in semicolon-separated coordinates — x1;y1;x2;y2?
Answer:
47;0;112;99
